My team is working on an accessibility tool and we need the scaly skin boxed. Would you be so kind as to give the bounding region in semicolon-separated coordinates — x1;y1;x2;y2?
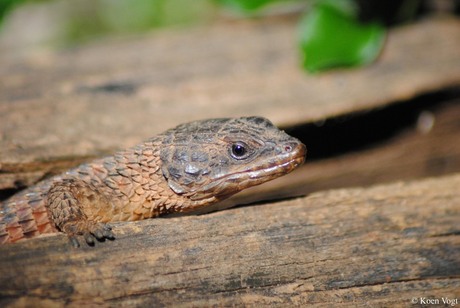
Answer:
0;117;306;246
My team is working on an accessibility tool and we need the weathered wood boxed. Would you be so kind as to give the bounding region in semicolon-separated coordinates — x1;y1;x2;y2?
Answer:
1;15;460;307
1;17;460;191
228;96;460;207
0;174;459;307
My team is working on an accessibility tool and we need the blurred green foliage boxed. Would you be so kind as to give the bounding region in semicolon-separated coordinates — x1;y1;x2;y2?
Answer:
64;0;214;43
214;0;288;13
299;0;385;72
0;0;216;45
1;0;439;73
0;0;21;24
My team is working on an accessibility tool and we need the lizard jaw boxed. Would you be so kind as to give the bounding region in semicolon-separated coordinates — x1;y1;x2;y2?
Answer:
188;142;306;201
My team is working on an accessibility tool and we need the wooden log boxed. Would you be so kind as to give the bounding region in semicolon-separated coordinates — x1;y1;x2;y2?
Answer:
0;174;459;307
1;15;459;307
1;17;460;191
228;95;460;207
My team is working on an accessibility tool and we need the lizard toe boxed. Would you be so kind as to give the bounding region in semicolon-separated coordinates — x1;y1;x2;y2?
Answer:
102;228;115;239
62;221;114;246
69;236;81;248
88;222;115;242
92;229;104;240
84;233;96;246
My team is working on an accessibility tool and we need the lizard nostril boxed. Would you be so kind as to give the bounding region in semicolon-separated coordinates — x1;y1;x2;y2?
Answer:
283;142;298;153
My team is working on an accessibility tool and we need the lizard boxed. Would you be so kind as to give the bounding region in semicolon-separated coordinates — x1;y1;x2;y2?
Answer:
0;116;306;247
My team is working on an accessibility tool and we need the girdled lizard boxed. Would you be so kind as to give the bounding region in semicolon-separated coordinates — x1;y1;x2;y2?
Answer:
0;117;306;246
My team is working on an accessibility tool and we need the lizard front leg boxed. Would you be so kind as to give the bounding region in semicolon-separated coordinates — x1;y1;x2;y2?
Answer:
46;178;115;247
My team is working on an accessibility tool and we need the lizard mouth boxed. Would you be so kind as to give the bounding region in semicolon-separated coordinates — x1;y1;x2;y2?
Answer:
189;142;306;201
231;143;306;183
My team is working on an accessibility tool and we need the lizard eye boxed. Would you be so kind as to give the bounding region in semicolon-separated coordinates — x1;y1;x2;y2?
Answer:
231;142;248;159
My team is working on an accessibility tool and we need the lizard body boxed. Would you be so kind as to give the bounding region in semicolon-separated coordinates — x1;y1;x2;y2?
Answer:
0;117;306;246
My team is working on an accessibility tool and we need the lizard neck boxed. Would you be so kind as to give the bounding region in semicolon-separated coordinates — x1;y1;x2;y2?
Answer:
88;139;215;222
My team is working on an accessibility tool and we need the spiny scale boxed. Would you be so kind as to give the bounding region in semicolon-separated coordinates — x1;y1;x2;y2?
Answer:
0;117;306;246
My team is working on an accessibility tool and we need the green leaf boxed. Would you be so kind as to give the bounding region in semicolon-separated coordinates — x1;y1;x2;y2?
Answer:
0;0;20;25
215;0;278;14
299;0;386;73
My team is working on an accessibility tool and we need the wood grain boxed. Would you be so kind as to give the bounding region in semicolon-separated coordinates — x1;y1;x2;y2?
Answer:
0;173;458;307
1;16;459;307
226;96;460;208
1;17;459;191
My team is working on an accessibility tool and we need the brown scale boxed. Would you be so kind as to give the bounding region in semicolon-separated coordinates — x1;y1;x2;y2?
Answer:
0;117;306;246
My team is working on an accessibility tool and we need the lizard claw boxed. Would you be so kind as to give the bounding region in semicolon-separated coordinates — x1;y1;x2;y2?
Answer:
69;236;81;248
84;233;95;246
62;221;115;247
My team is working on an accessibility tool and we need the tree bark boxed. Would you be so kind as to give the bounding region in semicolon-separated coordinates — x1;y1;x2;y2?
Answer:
1;15;459;307
1;17;460;191
1;174;459;307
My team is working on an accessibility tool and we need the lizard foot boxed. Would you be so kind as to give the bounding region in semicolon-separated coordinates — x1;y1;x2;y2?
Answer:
46;178;116;247
62;220;115;247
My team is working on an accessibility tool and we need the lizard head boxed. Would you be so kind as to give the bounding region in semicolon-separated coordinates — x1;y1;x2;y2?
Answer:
160;116;306;204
